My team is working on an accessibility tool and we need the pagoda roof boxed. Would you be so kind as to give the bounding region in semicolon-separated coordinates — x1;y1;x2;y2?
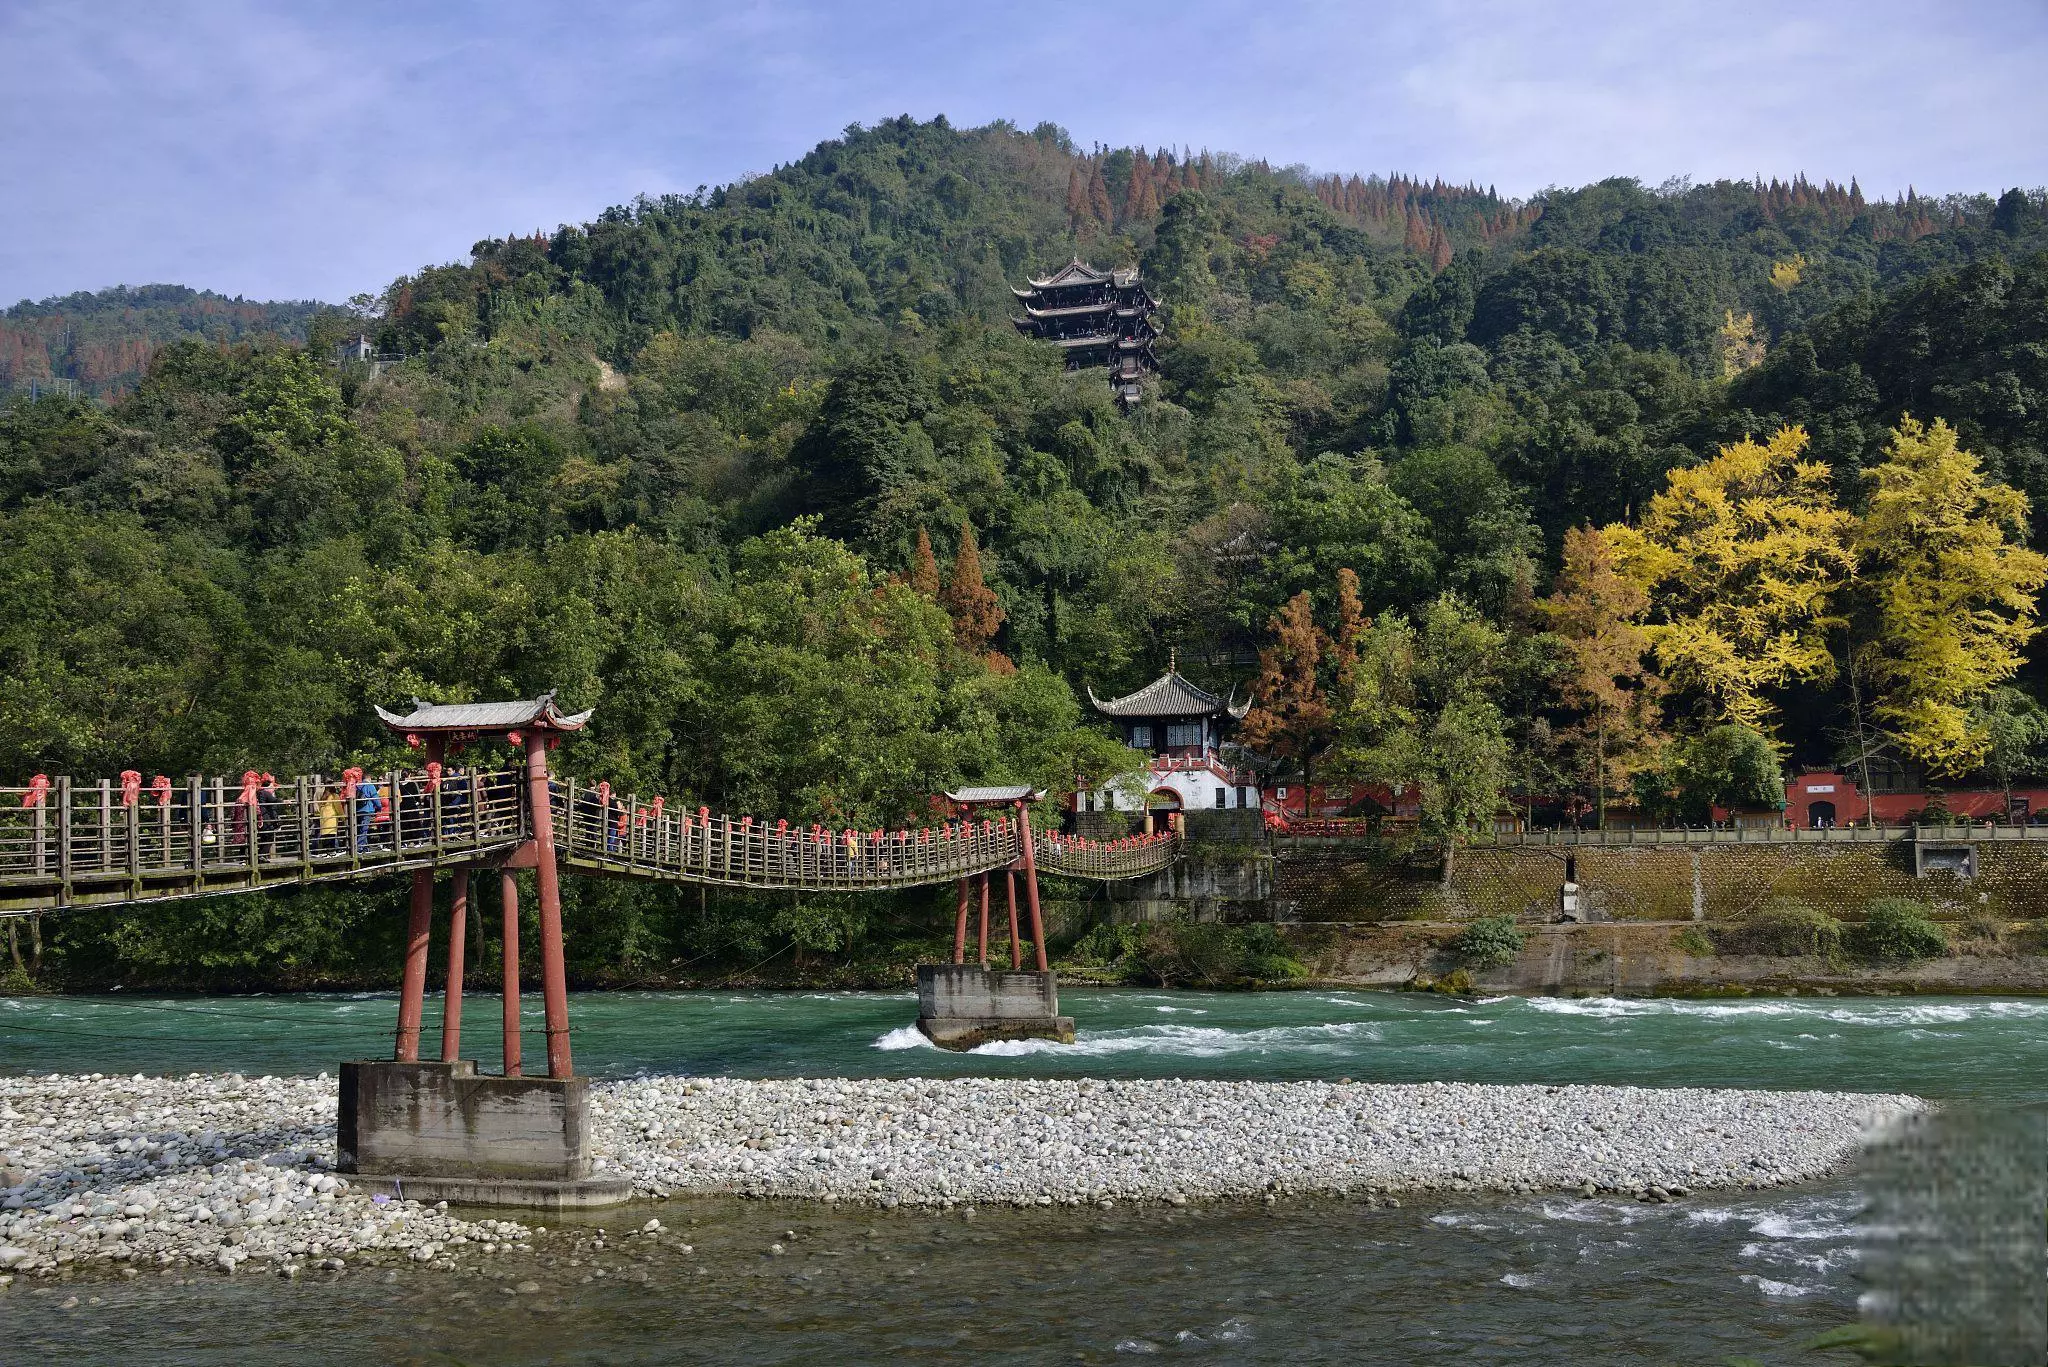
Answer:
375;692;592;735
1022;300;1115;319
1088;671;1251;720
1021;258;1116;290
1050;334;1116;349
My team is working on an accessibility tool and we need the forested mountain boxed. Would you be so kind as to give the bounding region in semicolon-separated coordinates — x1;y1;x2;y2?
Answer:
5;115;2047;985
0;285;324;399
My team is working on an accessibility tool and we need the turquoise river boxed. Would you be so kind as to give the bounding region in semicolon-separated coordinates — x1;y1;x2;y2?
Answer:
1;987;2042;1364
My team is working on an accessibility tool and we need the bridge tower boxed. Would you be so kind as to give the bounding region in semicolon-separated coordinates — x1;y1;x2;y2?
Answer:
917;785;1074;1050
338;693;628;1207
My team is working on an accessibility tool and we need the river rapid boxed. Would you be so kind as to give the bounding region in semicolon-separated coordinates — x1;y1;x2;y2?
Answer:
2;988;2042;1364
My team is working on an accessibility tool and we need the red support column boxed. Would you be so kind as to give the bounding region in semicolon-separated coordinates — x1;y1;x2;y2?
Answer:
525;736;574;1079
976;872;991;967
1005;869;1021;970
500;869;522;1077
394;870;434;1061
1017;801;1049;973
952;878;970;964
440;869;468;1062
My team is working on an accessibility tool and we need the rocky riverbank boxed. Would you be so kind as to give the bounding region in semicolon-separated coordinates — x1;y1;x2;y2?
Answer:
0;1072;1922;1282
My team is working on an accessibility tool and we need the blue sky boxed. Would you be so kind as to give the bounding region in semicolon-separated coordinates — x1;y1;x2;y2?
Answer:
4;0;2043;305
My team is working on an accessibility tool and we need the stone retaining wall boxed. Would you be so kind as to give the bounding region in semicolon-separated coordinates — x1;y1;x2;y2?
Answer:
1270;839;2048;925
1294;920;2048;995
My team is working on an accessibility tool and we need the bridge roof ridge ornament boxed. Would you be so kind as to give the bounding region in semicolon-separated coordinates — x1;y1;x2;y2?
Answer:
374;691;593;736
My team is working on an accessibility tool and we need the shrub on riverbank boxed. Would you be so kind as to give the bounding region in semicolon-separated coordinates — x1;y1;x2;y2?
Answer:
1715;899;1843;958
1849;898;1948;962
1452;915;1526;969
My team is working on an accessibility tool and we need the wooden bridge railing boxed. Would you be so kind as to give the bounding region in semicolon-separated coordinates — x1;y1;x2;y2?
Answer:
0;769;528;913
1035;831;1181;880
551;783;1031;891
0;766;1186;913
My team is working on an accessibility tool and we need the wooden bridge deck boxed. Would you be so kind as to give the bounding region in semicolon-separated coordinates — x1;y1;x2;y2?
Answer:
0;768;1179;914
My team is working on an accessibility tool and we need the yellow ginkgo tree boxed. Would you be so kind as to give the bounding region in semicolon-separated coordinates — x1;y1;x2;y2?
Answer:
1853;416;2048;771
1603;425;1855;735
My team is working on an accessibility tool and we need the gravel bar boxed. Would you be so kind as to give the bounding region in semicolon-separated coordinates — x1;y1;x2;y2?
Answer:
0;1072;1922;1281
592;1077;1925;1207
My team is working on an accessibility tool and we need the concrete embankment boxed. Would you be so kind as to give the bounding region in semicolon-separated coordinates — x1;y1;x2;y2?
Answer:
1082;833;2048;994
1287;921;2048;995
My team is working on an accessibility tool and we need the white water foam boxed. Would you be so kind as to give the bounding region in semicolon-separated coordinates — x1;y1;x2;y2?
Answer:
1740;1274;1818;1299
1499;1272;1542;1289
968;1020;1385;1058
871;1025;935;1051
1523;995;2048;1026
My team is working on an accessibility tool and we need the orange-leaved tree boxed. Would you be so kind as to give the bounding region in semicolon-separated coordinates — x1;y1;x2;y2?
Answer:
1240;569;1366;802
908;526;941;598
940;521;1007;659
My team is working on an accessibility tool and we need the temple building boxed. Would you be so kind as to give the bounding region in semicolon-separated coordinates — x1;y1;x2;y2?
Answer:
1012;259;1160;406
1076;658;1257;822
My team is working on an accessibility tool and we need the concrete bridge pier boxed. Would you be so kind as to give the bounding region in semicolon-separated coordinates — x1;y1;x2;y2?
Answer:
919;787;1070;1049
342;695;625;1208
915;963;1075;1050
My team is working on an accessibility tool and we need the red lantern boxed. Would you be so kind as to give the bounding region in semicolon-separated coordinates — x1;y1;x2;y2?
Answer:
151;775;171;808
423;761;443;793
119;770;142;806
22;775;48;808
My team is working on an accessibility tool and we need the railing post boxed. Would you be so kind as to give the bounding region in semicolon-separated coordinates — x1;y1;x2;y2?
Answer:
56;777;72;907
98;779;112;873
126;790;141;900
186;777;202;886
298;777;314;878
247;780;262;887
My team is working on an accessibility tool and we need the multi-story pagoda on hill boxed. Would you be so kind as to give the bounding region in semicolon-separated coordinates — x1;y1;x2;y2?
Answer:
1011;259;1160;406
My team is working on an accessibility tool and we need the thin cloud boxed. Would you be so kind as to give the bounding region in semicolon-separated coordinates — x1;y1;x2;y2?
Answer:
2;0;2041;303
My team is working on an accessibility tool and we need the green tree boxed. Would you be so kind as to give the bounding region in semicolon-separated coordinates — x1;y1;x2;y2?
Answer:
1541;525;1661;827
1972;687;2048;818
1342;593;1512;880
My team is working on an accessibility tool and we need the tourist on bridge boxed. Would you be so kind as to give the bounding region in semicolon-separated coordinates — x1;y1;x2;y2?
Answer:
350;770;384;851
443;767;472;830
315;782;343;853
257;773;282;859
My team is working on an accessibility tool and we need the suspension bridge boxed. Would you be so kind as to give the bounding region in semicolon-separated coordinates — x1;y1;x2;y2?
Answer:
0;695;1178;1084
